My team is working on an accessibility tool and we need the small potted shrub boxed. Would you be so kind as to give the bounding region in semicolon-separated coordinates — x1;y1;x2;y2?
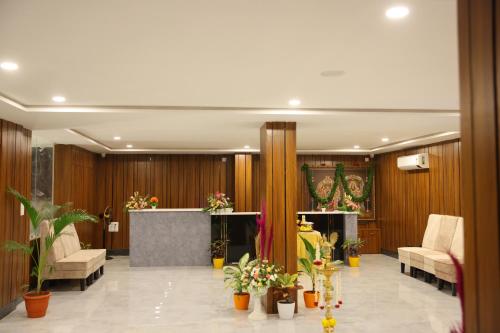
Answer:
274;273;301;319
223;253;256;310
149;196;159;209
203;192;233;214
210;239;227;269
298;236;323;308
342;238;365;267
3;188;96;318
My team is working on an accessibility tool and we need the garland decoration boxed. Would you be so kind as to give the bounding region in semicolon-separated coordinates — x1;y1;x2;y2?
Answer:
301;162;374;205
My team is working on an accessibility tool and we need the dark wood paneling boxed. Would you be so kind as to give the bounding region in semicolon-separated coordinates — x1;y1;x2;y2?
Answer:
459;0;500;331
95;154;235;249
53;145;98;247
235;154;253;211
0;120;31;312
375;140;461;253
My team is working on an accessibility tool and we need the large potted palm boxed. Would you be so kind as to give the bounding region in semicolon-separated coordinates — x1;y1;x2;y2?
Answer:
3;188;97;318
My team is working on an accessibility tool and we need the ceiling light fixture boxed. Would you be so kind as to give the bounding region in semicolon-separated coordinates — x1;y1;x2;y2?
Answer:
113;136;121;141
52;95;66;103
244;145;250;149
0;61;18;71
381;137;389;142
385;6;410;19
288;98;301;106
126;144;133;148
353;145;360;149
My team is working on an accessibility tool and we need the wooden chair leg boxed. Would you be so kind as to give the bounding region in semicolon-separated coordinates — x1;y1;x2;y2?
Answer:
424;272;432;283
94;270;100;280
401;263;405;273
100;266;104;275
437;278;444;290
80;279;87;291
451;283;457;296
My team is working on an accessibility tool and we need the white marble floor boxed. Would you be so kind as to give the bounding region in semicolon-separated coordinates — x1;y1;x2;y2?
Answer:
0;255;460;333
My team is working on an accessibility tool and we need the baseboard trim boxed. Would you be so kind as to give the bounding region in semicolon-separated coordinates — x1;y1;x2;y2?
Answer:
107;249;129;256
0;298;22;320
381;249;398;259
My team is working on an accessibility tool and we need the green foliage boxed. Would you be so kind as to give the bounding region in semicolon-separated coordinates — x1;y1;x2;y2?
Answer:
274;273;300;303
3;188;97;294
342;238;366;257
210;239;228;259
298;236;323;292
223;253;252;294
301;163;374;205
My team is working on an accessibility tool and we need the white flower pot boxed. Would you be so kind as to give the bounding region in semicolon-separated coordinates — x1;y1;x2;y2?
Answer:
224;208;234;213
248;290;268;320
321;208;326;212
277;301;295;320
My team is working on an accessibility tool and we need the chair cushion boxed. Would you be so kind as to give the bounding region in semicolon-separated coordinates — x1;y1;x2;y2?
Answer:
434;257;463;283
423;253;451;274
422;214;442;250
450;218;464;259
398;247;418;264
434;215;458;252
59;224;81;257
409;249;444;269
54;249;106;271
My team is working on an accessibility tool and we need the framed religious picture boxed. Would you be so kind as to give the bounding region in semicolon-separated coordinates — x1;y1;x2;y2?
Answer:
307;164;375;220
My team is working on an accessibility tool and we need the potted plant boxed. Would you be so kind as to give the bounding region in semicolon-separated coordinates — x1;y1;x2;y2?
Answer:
337;194;361;212
3;188;97;318
298;236;323;308
342;238;365;267
124;191;150;211
247;259;280;320
274;273;301;319
203;192;233;213
223;253;256;310
149;196;159;209
321;203;328;213
210;239;227;269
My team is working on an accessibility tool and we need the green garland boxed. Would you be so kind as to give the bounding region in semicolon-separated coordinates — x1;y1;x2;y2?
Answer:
301;162;374;205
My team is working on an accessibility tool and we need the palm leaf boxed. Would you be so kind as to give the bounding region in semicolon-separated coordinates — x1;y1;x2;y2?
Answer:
300;236;316;263
53;210;97;236
238;253;249;271
7;188;39;230
298;257;312;275
4;240;33;255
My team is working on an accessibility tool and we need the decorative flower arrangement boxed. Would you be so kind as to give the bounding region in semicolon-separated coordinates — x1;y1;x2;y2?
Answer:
338;193;361;212
203;191;233;212
246;260;280;296
124;191;150;211
149;196;159;209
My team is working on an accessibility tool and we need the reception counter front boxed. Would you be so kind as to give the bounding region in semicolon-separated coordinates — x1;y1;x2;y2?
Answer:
129;209;357;267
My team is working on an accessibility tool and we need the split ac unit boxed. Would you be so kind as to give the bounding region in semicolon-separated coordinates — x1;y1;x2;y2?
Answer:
397;153;429;170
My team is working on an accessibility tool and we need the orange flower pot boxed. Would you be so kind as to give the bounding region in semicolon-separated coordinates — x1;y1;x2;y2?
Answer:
303;290;319;308
233;292;250;310
24;291;51;318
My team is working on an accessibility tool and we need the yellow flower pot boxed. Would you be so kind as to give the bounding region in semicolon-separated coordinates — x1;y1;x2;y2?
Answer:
349;256;360;267
213;257;224;269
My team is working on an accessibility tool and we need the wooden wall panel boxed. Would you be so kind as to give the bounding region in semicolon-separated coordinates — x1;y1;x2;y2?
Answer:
53;145;98;247
0;120;31;314
95;154;235;249
235;154;253;211
375;140;462;253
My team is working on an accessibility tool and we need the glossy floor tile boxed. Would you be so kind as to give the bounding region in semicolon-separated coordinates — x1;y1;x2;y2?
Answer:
0;255;460;333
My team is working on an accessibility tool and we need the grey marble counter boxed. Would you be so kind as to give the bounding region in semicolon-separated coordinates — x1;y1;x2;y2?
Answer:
129;210;211;267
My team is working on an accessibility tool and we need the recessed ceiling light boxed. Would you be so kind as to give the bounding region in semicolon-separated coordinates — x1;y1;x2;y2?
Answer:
52;95;66;103
243;145;250;149
0;61;18;71
126;144;133;148
288;98;301;106
381;137;389;142
386;6;410;19
353;145;360;149
113;136;121;141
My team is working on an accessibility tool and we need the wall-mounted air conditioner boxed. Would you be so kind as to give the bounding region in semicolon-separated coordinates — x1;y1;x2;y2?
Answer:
397;153;429;170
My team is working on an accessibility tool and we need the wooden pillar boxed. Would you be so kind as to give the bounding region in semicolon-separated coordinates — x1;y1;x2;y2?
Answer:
234;154;252;212
259;122;297;273
458;1;500;332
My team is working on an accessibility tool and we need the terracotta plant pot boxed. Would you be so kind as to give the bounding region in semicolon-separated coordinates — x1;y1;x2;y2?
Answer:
349;256;360;267
233;292;250;310
303;290;319;308
24;291;51;318
213;257;224;269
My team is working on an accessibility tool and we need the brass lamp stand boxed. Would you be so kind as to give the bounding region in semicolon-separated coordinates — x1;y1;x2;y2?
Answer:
317;240;339;333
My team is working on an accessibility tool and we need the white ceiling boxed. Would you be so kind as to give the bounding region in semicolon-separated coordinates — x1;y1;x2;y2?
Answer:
0;0;460;154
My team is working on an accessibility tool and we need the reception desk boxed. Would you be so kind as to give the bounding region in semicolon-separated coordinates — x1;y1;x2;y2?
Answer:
129;209;357;267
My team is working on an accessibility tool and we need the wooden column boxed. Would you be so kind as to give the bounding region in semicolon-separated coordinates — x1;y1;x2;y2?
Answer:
234;154;252;212
260;122;297;273
458;1;500;332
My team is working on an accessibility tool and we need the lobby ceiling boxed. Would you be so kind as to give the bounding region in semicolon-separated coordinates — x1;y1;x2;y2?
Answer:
0;0;460;154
